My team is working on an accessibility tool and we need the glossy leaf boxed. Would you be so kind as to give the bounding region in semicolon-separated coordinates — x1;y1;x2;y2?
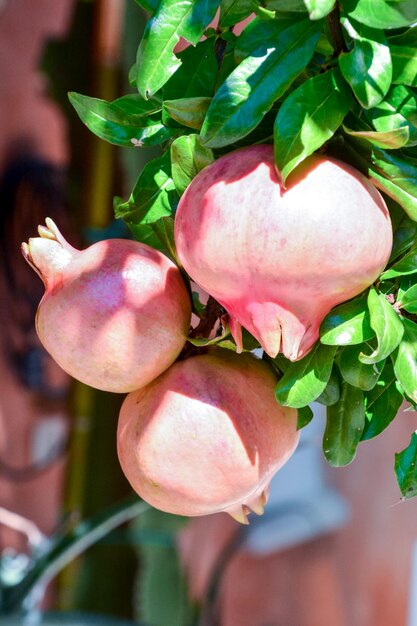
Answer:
316;369;341;406
234;15;295;64
342;0;417;30
391;46;417;87
304;0;335;20
135;0;220;97
68;92;175;147
170;134;214;196
371;170;417;222
338;343;384;390
365;85;417;146
361;362;403;440
150;216;178;263
395;432;417;499
381;247;417;280
164;97;211;130
115;153;177;231
200;18;322;148
343;125;409;149
265;0;307;10
320;295;374;346
393;317;417;403
275;343;338;409
323;383;365;466
399;283;417;313
370;149;417;221
390;203;417;261
339;19;392;109
219;0;256;27
359;288;403;364
274;69;352;182
134;0;160;13
163;39;219;100
297;405;314;429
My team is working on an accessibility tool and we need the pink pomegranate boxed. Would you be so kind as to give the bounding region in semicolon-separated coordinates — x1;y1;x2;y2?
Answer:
21;219;191;393
174;145;393;361
117;349;299;523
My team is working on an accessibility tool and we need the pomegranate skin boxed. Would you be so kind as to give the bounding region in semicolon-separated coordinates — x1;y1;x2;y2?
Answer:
22;219;191;393
174;145;393;361
117;349;299;523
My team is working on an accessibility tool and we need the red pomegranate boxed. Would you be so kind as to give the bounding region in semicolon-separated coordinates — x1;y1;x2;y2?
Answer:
117;349;299;523
174;145;393;361
21;219;191;393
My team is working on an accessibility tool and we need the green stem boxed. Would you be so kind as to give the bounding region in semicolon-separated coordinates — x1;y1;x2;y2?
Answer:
1;495;149;614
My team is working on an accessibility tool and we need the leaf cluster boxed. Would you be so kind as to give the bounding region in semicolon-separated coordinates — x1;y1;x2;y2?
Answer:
70;0;417;499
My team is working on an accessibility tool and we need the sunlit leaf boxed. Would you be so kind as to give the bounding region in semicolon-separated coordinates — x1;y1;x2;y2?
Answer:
170;134;214;196
136;0;221;97
339;18;392;109
320;295;374;345
201;17;322;147
274;68;352;181
275;343;338;408
359;288;403;364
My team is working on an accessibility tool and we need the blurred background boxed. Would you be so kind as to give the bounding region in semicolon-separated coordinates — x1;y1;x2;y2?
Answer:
1;1;417;625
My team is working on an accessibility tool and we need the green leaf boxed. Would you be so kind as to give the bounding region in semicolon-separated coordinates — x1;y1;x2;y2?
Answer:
69;92;175;147
370;148;417;221
342;0;417;29
393;317;417;402
399;283;417;312
323;383;365;466
371;169;417;222
338;344;384;390
234;15;295;63
274;68;352;182
320;295;374;346
343;125;409;149
304;0;335;20
365;85;417;146
134;0;160;13
136;0;220;97
163;38;219;100
150;216;179;262
170;134;214;196
133;508;194;626
115;152;177;231
164;97;211;130
390;202;417;260
264;0;307;10
297;405;314;429
359;288;404;364
200;17;322;148
219;0;256;27
274;343;338;409
361;362;403;440
339;18;392;109
381;246;417;280
391;45;417;87
316;369;341;405
395;432;417;499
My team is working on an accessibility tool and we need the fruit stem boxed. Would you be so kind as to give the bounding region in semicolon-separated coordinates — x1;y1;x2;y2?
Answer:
180;296;225;360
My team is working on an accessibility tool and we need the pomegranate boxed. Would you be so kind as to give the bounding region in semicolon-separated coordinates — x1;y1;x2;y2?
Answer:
117;349;299;523
21;218;191;393
174;145;393;361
